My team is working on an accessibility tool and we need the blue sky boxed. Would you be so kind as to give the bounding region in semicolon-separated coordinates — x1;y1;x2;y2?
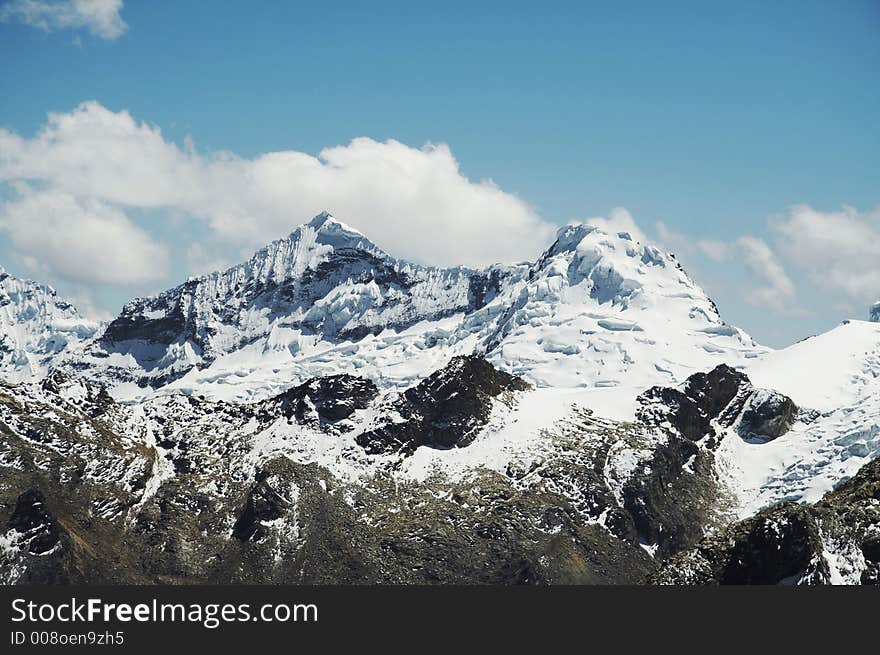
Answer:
1;0;878;347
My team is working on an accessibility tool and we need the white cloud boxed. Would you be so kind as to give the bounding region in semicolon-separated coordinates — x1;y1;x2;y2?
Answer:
0;0;127;39
586;207;648;243
185;243;232;278
771;204;880;303
0;187;169;285
0;101;555;270
696;239;733;262
654;221;734;262
735;236;802;315
652;218;803;315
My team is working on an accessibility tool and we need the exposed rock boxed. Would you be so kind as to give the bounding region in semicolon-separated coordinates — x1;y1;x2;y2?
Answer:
232;467;298;542
620;439;718;558
267;374;378;425
626;365;802;556
356;355;530;454
0;363;661;585
636;364;750;442
637;363;798;444
0;356;874;586
655;458;880;585
737;389;798;441
6;489;60;556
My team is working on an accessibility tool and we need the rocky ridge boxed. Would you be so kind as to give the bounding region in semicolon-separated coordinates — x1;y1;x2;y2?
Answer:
1;214;878;585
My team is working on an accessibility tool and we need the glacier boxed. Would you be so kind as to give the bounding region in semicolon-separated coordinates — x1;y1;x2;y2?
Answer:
1;212;878;585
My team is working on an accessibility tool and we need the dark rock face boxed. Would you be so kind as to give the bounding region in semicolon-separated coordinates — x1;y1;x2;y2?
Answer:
629;366;751;556
232;469;296;542
720;505;826;584
653;502;830;585
620;440;716;559
102;304;189;347
637;364;798;444
269;374;378;425
738;391;798;441
356;355;531;455
6;489;60;556
656;458;880;585
637;364;750;442
0;489;69;584
627;365;800;558
467;268;505;311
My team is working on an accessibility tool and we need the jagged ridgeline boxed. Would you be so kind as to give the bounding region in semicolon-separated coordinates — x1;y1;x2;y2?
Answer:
1;358;877;584
1;213;879;584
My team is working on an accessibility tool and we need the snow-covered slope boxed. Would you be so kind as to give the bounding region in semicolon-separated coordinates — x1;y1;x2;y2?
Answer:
719;320;880;517
746;320;879;411
0;267;98;383
2;213;879;585
474;223;765;390
66;214;765;403
70;212;517;399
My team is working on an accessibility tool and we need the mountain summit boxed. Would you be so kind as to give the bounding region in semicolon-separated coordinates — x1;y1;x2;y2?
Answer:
0;213;878;586
57;212;763;401
0;267;98;383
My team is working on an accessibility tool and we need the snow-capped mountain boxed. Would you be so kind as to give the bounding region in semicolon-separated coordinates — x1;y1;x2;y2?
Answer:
66;212;764;402
1;212;879;586
0;267;99;384
69;212;517;398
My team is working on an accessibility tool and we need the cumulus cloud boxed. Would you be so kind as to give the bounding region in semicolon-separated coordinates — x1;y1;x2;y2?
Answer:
0;101;555;270
185;243;232;278
735;236;801;315
771;204;880;303
644;218;802;315
654;221;734;262
0;0;127;39
696;239;733;262
0;187;169;285
586;207;648;243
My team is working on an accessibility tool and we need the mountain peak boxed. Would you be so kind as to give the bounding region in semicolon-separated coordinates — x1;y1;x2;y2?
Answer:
0;267;98;383
871;301;880;322
303;211;361;236
61;210;763;401
548;223;600;255
295;211;373;252
306;210;335;229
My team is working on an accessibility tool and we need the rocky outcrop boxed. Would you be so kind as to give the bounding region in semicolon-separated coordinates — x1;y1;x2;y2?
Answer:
356;355;530;454
623;365;803;557
636;364;749;443
637;363;798;444
737;389;798;441
0;356;873;585
655;458;880;585
266;374;378;426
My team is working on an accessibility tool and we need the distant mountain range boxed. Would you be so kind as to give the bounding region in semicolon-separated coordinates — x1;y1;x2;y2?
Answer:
1;213;878;584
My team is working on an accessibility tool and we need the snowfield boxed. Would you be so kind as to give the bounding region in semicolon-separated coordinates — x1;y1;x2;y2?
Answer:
720;320;880;517
1;213;878;533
